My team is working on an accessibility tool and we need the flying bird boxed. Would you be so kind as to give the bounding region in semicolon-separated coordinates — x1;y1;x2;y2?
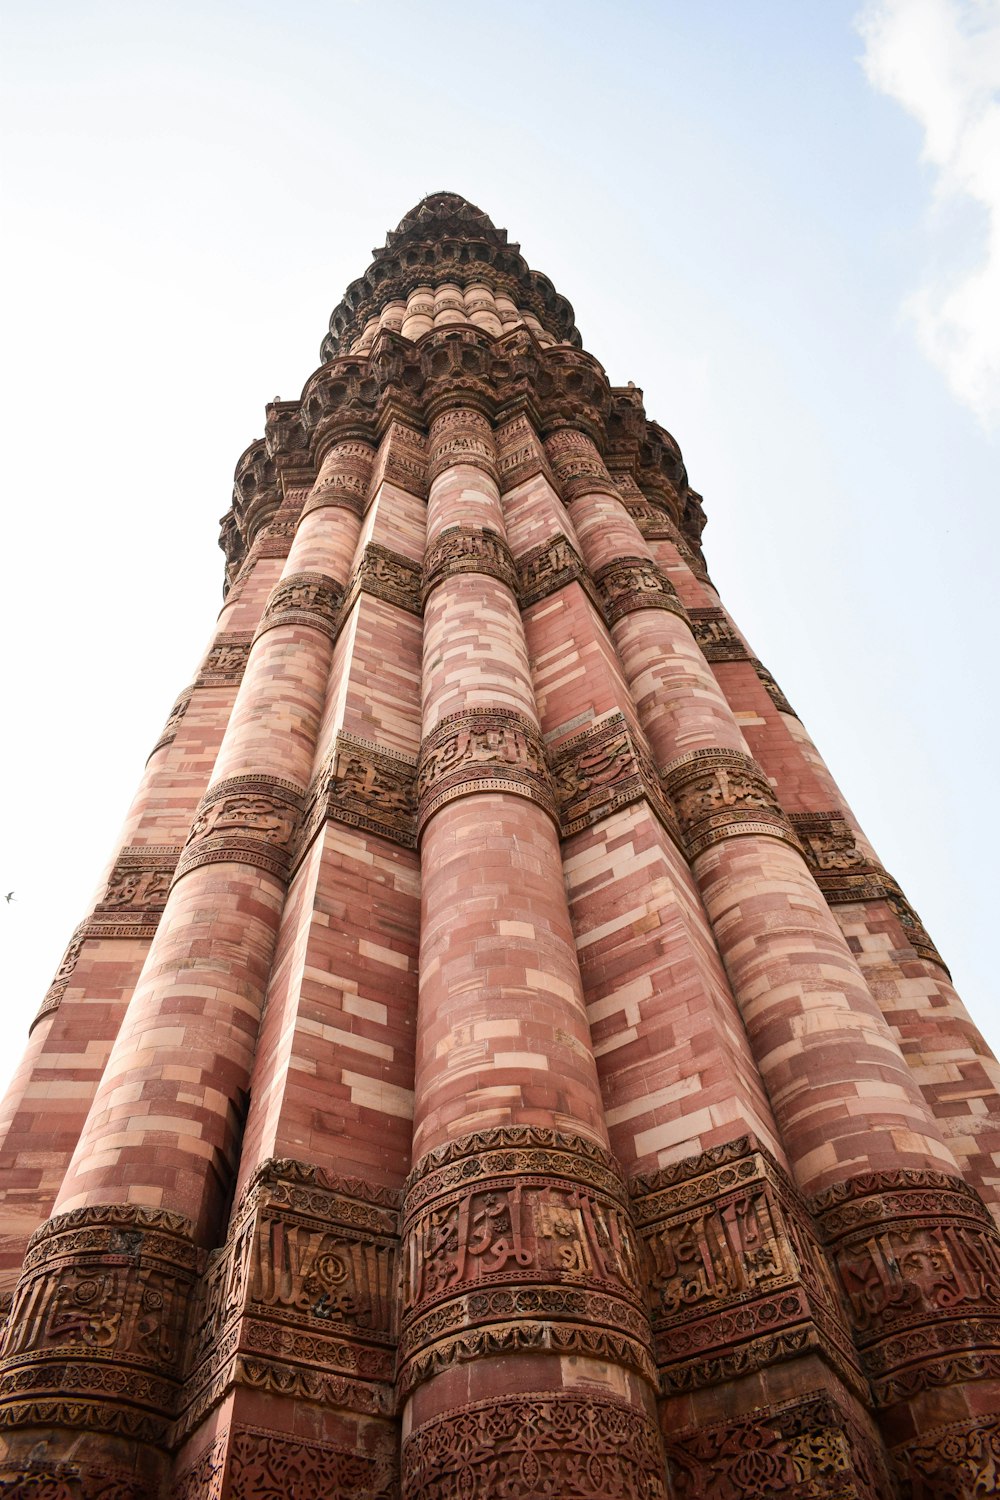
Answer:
5;892;14;903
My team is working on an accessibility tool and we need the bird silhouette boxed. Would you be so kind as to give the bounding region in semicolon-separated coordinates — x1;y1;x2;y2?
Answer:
4;892;14;903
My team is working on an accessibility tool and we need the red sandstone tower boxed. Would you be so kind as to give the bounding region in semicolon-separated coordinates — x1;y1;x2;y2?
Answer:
1;194;999;1500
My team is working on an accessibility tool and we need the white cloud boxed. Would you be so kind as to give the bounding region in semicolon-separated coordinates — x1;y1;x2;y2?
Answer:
858;0;1000;427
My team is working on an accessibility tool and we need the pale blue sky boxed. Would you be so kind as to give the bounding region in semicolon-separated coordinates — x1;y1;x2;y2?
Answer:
1;1;997;1096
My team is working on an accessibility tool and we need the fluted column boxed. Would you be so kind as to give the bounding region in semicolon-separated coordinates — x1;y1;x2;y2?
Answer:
547;425;1000;1494
0;440;371;1489
400;405;667;1500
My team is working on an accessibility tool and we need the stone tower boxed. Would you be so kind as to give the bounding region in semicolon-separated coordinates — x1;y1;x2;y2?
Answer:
1;193;999;1500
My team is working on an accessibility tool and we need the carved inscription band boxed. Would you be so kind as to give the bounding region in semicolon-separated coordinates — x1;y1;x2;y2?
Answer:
342;541;422;618
662;747;800;858
195;633;252;688
296;731;418;860
417;707;556;835
300;440;375;518
176;774;305;882
544;427;620;501
550;711;680;844
254;572;344;643
811;1167;1000;1407
399;1127;655;1399
594;556;688;626
421;525;519;605
791;811;946;968
427;407;496;482
0;1205;199;1447
516;532;600;613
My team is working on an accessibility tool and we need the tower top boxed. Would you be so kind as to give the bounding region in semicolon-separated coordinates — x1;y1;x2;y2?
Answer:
321;190;582;360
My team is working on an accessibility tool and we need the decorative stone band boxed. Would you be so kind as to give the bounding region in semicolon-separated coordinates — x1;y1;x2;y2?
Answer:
170;1425;399;1500
593;555;688;627
340;541;422;619
544;427;620;502
629;1134;864;1399
753;658;798;717
615;486;679;544
549;711;681;845
427;407;496;482
195;632;253;688
0;1204;200;1449
810;1168;1000;1407
417;707;557;836
299;440;376;519
85;845;183;941
147;688;192;761
661;747;800;859
789;811;946;969
687;607;751;663
31;923;89;1032
176;774;305;882
893;1411;1000;1499
253;571;344;643
421;525;519;606
495;412;558;494
516;531;602;613
369;421;428;501
175;1157;400;1444
663;1388;893;1500
399;1128;654;1400
402;1391;669;1500
294;731;418;863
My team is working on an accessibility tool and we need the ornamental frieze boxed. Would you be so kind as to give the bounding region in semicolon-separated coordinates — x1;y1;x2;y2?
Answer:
543;427;619;501
789;812;945;968
548;710;680;843
593;555;688;626
82;845;183;941
662;747;799;859
427;405;496;480
148;689;192;759
254;571;344;643
370;420;427;500
421;524;519;604
753;657;798;717
297;732;418;858
416;707;556;834
664;1390;891;1500
495;412;555;493
0;1206;200;1448
811;1168;1000;1405
176;775;304;882
895;1412;1000;1500
341;541;422;618
195;633;253;687
227;1424;398;1500
630;1135;862;1398
32;924;88;1030
516;532;600;612
301;440;376;518
687;608;750;663
402;1391;668;1500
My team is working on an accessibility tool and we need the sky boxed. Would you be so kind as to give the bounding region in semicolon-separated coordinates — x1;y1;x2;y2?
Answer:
0;0;997;1106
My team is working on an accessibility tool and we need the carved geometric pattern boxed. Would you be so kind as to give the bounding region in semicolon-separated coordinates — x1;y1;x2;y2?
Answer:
147;689;192;759
548;710;680;843
0;1457;155;1499
371;421;428;500
790;811;946;969
811;1167;1000;1406
254;572;344;643
341;541;422;618
661;748;800;858
687;608;750;662
399;1127;653;1399
81;845;182;941
402;1391;668;1500
195;633;253;687
593;556;688;626
176;775;305;882
753;658;798;717
417;707;557;835
516;532;601;613
296;731;418;859
421;525;519;605
0;1206;199;1448
227;1425;398;1500
664;1389;891;1500
427;407;496;482
630;1134;863;1397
